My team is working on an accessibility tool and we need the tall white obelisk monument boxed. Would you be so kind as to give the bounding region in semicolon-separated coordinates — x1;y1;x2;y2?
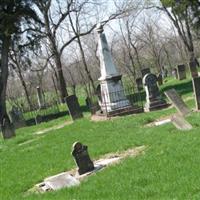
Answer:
97;24;130;113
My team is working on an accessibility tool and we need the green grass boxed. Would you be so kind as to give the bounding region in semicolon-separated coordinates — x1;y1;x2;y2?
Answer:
1;78;200;200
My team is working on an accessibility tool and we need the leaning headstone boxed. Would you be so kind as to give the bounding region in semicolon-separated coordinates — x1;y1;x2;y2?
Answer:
171;114;192;131
65;95;83;120
189;61;198;78
136;78;143;91
164;89;190;116
71;142;94;175
143;73;167;111
192;77;200;110
141;68;151;78
177;64;186;80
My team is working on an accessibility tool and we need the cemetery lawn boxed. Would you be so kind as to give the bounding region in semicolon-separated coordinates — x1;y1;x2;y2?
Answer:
1;79;200;199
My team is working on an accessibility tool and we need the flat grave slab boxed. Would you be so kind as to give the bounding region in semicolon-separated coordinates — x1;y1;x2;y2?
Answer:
171;114;192;131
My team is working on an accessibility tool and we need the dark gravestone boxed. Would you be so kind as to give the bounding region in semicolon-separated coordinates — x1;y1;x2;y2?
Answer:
66;95;83;120
177;64;186;80
164;89;190;116
72;142;94;175
1;117;15;139
136;78;143;91
192;77;200;110
141;68;151;78
172;68;178;79
143;73;167;111
189;61;198;78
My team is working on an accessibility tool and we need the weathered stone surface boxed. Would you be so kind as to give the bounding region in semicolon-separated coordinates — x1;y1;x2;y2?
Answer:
164;89;190;116
96;24;131;113
44;173;80;191
66;95;83;120
171;114;192;130
177;64;186;80
143;73;167;111
72;142;94;175
189;61;199;78
192;77;200;110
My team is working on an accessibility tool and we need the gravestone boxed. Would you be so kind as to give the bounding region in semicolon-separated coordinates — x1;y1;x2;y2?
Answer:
9;106;25;128
164;89;190;116
189;61;199;78
171;114;192;131
96;24;131;113
143;73;167;111
136;78;143;91
172;68;178;79
65;95;83;120
177;64;186;80
72;142;94;175
141;68;151;78
192;77;200;110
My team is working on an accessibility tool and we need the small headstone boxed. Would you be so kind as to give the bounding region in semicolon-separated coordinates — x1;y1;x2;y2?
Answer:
189;61;199;78
1;117;15;139
164;89;190;116
72;142;94;175
192;77;200;110
141;68;151;78
136;78;143;91
66;95;83;120
177;64;186;80
143;73;167;111
171;114;192;130
172;68;178;79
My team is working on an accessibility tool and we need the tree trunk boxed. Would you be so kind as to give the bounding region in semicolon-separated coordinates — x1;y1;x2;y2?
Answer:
0;36;15;139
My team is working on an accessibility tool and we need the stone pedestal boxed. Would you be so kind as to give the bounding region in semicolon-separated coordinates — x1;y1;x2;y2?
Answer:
97;24;131;113
143;73;167;112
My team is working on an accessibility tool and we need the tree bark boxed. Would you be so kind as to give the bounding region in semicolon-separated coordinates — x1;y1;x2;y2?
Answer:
0;36;15;139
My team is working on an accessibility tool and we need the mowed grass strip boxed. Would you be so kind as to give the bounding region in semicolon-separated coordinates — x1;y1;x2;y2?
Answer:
1;79;200;200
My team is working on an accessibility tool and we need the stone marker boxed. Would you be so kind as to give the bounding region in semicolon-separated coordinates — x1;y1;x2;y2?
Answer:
177;64;186;80
65;95;83;120
143;73;167;111
96;24;131;113
171;114;192;131
189;61;199;78
1;117;15;139
136;78;143;91
72;142;94;175
141;68;151;78
164;89;190;116
192;77;200;110
43;173;80;191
